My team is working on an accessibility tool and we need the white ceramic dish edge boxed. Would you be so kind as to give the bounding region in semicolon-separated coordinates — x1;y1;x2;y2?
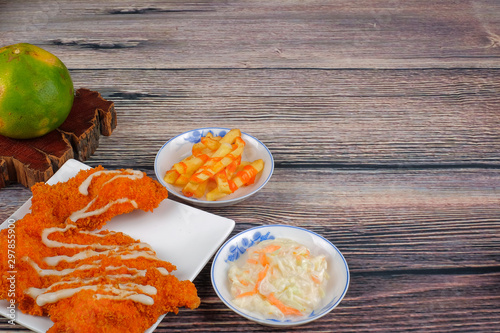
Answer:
154;127;274;207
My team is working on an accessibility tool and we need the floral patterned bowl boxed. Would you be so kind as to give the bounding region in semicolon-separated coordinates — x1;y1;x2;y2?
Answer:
154;127;274;207
211;225;350;327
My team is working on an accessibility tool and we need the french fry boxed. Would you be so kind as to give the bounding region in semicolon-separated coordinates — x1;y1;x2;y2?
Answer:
205;132;222;141
214;169;232;194
206;159;264;201
193;179;208;198
164;169;180;184
166;129;265;201
189;142;233;184
200;136;221;151
231;159;264;189
168;154;211;186
206;187;230;201
200;137;245;182
182;180;199;197
174;170;197;186
219;129;241;144
225;156;242;179
207;178;218;192
192;141;207;156
172;155;206;175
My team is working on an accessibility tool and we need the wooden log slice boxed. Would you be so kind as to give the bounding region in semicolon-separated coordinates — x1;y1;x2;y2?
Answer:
0;88;116;189
0;159;7;188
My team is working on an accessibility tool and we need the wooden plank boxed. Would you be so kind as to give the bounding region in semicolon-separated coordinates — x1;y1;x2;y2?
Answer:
1;0;499;69
66;68;500;167
206;168;500;271
154;270;500;332
1;168;498;271
0;185;32;222
3;272;498;332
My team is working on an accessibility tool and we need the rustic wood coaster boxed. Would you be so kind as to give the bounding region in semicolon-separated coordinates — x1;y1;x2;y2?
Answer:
0;88;116;189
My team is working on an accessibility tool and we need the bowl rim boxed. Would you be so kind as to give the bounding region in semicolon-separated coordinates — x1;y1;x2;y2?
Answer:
154;127;274;205
210;224;350;326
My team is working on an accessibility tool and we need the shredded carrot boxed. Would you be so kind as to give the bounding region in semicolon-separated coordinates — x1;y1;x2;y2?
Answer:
267;293;302;316
311;274;321;284
236;290;256;298
260;244;281;253
246;258;258;265
259;252;269;266
256;265;269;285
236;265;269;298
238;277;250;286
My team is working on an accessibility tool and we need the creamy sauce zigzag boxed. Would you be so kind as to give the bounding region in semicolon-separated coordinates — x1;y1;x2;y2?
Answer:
24;170;169;307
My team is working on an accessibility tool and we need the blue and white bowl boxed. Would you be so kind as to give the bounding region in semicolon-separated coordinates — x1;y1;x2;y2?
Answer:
154;127;274;207
211;225;350;327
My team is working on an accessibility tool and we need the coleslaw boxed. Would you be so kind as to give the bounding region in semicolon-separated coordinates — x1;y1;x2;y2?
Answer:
228;238;329;320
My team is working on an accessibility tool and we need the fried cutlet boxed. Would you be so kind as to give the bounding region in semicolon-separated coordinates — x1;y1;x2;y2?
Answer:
0;167;200;333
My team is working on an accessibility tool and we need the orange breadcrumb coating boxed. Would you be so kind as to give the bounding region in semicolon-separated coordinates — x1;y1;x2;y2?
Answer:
30;166;170;230
0;167;200;333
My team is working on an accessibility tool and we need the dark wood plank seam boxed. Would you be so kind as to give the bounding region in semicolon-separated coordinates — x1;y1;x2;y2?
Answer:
66;67;500;71
354;266;500;277
276;163;500;170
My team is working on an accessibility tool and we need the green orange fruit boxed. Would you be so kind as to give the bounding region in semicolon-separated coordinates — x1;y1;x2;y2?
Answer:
0;43;74;139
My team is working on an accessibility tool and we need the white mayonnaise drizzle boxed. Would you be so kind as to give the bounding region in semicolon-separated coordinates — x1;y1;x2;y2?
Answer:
43;243;154;266
78;230;118;237
69;198;138;223
24;257;98;277
24;169;164;307
32;282;156;306
156;267;170;276
94;291;154;306
78;169;144;196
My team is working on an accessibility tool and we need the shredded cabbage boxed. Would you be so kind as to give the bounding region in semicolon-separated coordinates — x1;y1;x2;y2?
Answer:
228;238;328;320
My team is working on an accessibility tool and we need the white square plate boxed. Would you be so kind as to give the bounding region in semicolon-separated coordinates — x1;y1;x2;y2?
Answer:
0;159;235;332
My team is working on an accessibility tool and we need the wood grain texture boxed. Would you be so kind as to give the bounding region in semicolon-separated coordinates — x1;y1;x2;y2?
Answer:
2;270;499;332
153;270;500;333
0;0;499;69
1;168;498;270
65;68;500;167
0;0;499;332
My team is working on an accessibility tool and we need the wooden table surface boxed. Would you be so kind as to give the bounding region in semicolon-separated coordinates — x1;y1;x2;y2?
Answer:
1;1;499;332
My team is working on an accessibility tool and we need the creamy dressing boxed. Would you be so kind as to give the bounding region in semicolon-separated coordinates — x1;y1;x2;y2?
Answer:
95;293;154;306
24;169;164;308
69;197;138;223
78;230;118;237
228;239;329;320
105;266;148;277
35;283;156;306
44;243;154;266
24;257;99;277
78;170;143;196
156;267;170;276
117;251;160;261
44;249;108;266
